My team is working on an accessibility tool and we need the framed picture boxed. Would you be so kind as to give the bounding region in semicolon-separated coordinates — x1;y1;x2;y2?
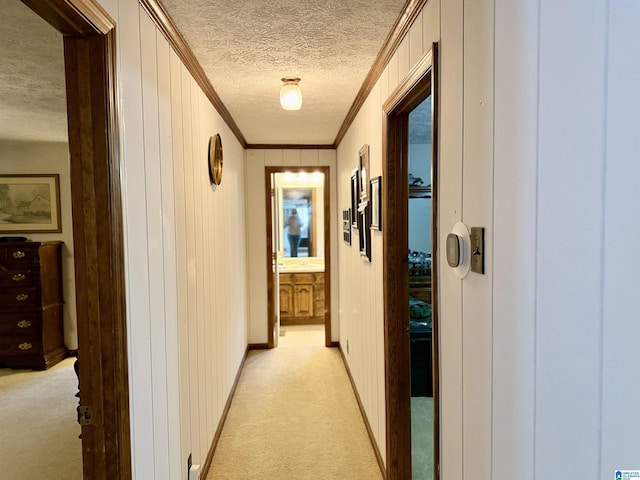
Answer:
370;176;381;231
350;169;359;228
358;201;371;262
342;209;351;244
0;174;61;233
359;144;370;201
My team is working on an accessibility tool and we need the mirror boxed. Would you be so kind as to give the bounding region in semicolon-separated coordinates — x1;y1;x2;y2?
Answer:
275;172;325;260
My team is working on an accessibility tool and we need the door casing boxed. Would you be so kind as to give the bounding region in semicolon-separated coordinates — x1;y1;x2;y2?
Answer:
382;45;439;480
264;166;332;348
21;1;131;478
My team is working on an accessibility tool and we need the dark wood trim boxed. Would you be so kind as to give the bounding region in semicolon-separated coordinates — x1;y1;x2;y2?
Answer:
248;343;270;350
430;43;440;480
334;0;429;147
264;166;332;349
140;0;247;147
382;46;438;480
200;347;250;479
328;341;340;348
21;2;132;478
246;144;335;150
337;345;386;479
21;0;114;35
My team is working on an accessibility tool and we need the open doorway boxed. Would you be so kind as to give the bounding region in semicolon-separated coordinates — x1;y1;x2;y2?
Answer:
383;46;439;480
265;166;332;349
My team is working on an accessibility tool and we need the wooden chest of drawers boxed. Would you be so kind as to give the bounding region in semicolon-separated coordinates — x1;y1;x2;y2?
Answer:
0;241;66;370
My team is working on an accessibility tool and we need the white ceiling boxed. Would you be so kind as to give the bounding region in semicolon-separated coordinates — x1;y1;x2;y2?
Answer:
0;0;67;143
0;0;407;146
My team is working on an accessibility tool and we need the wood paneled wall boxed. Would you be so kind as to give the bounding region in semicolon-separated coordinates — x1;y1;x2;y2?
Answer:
97;1;249;479
338;0;640;478
336;0;441;467
244;149;338;345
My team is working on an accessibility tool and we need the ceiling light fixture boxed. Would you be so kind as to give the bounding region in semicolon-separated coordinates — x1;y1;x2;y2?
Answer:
280;77;302;110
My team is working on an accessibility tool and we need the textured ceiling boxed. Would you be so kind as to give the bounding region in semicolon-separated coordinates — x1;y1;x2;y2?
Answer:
161;0;407;145
0;0;67;143
0;0;407;146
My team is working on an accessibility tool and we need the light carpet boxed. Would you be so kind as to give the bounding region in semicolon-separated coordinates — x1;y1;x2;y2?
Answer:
208;325;383;479
0;357;82;480
411;396;434;479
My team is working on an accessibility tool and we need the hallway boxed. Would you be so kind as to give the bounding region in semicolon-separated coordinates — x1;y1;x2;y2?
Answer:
208;326;383;479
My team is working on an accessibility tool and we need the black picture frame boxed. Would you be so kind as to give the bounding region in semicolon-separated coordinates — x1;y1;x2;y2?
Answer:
350;169;359;228
358;201;371;261
342;209;351;244
370;176;381;231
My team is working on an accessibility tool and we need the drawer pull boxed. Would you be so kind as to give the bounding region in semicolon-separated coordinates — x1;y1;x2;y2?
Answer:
12;273;26;282
12;251;26;259
17;320;32;328
16;293;29;301
18;342;33;351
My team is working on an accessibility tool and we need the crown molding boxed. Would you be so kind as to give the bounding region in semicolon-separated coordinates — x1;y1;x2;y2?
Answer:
246;144;335;150
333;0;428;147
140;0;247;147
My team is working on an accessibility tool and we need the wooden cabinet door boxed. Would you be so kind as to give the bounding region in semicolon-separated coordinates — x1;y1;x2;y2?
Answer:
279;284;294;318
293;284;314;317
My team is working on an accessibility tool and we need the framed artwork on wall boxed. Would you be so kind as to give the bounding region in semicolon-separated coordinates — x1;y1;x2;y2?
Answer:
358;201;371;261
359;144;370;202
350;169;359;228
342;209;351;244
0;174;62;233
370;176;381;231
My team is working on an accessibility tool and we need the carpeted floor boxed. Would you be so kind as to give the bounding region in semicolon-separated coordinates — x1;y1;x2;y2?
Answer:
411;396;434;479
208;325;384;479
0;357;82;480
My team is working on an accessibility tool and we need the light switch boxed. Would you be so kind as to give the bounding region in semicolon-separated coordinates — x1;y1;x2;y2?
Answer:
470;227;484;274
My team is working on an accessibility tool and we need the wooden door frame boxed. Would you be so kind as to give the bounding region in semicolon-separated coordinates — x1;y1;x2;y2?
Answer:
264;166;332;348
21;1;131;478
382;45;439;480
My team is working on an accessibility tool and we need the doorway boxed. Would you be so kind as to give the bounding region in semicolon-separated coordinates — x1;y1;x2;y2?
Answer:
383;46;439;479
21;1;131;478
265;166;332;349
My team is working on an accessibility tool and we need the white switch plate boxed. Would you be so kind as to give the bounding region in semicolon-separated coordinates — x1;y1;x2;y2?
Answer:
189;464;201;480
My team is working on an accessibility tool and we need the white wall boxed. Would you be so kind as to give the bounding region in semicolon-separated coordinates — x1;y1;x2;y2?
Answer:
97;1;249;479
338;0;640;478
0;141;78;350
336;0;441;466
245;149;338;344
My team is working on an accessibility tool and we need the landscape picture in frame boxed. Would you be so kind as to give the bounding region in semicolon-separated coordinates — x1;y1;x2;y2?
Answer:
0;174;62;233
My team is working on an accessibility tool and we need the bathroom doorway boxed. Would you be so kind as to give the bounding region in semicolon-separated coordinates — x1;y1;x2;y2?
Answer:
265;167;331;348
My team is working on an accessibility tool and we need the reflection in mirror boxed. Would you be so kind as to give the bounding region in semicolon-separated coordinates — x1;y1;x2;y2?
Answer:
275;172;325;260
408;95;433;479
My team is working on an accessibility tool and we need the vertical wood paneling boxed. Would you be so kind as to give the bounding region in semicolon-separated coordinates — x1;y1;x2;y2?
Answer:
398;36;410;82
388;52;400;93
601;1;640;476
438;0;464;477
140;11;170;478
492;2;538;479
301;149;319;166
156;32;182;480
492;0;540;476
535;1;607;478
169;47;191;480
462;0;494;479
245;150;268;344
409;11;423;66
117;0;155;476
283;149;301;165
180;64;200;462
422;0;440;51
265;149;283;166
